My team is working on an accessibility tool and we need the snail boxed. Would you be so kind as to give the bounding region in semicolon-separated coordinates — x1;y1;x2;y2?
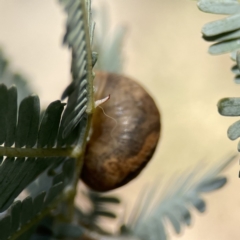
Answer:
80;72;161;192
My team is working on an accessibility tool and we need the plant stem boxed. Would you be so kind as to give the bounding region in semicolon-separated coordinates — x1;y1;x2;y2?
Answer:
0;146;74;158
64;0;95;221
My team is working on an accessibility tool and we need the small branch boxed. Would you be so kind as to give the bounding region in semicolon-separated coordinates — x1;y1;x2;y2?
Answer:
67;0;95;220
0;146;74;158
72;0;95;188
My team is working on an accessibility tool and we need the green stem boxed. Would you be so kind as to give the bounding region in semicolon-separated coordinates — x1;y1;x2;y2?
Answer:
64;0;95;220
0;146;74;158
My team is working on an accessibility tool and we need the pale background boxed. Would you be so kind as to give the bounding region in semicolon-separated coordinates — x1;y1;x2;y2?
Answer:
0;0;240;239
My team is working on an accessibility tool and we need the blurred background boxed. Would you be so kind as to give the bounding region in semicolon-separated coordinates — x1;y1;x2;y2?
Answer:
0;0;239;239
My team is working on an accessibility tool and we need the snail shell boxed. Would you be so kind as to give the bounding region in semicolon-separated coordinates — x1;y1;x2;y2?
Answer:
81;72;161;192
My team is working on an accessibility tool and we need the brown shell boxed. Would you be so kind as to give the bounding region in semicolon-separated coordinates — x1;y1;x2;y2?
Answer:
81;72;161;192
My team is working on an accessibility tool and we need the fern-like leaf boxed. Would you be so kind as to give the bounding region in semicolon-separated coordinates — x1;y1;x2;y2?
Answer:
197;0;240;150
0;159;75;240
79;191;121;233
0;0;94;218
0;160;75;240
124;156;235;240
0;0;94;238
197;0;240;82
217;97;240;150
58;0;95;148
0;84;73;213
87;191;120;219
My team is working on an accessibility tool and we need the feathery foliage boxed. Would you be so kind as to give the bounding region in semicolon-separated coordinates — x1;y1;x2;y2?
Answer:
59;0;95;148
87;191;120;220
0;83;69;213
0;81;77;238
197;0;240;151
197;0;240;82
123;156;234;240
0;0;95;239
0;162;69;240
78;191;121;233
